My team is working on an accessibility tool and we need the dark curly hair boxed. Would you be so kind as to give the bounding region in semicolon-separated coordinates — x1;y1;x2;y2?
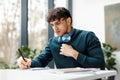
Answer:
47;7;72;24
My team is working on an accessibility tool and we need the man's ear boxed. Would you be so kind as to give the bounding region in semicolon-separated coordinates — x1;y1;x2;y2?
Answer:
67;17;71;25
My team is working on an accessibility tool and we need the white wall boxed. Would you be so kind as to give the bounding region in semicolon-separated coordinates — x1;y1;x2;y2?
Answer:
72;0;120;80
72;0;120;43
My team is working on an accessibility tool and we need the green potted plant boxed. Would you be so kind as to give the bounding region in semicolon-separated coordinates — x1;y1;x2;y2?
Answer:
102;43;117;80
102;43;117;70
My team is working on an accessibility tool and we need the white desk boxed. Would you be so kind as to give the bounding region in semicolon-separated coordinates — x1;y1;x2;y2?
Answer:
0;68;117;80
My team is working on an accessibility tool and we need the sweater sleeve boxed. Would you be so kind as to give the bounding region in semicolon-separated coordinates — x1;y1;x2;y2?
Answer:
76;32;105;70
30;40;53;68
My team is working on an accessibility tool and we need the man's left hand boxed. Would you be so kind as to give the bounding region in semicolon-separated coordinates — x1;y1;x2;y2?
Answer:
60;44;79;60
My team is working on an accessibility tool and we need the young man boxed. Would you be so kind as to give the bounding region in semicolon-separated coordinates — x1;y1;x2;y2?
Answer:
17;7;105;70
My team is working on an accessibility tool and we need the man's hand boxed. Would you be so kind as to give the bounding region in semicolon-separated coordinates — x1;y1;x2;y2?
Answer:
60;44;79;60
17;57;31;69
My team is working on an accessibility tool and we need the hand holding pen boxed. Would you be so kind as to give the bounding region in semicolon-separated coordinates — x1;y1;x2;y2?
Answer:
17;48;31;69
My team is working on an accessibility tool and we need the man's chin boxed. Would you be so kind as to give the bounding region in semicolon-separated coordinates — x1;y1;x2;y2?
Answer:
54;34;61;37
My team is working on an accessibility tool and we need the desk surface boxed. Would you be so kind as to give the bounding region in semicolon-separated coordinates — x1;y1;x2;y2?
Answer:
0;68;117;80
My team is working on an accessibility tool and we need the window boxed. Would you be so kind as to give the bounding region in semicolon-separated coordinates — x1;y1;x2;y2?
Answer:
0;0;21;66
28;0;48;50
0;0;72;68
54;0;68;8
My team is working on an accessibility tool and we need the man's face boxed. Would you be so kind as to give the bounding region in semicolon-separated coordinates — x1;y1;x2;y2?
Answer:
50;18;70;37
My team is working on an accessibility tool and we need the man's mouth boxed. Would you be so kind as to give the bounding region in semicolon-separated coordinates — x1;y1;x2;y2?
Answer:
55;31;60;34
55;31;61;36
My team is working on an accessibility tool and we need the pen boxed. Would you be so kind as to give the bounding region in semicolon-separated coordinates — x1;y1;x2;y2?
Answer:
18;48;27;62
